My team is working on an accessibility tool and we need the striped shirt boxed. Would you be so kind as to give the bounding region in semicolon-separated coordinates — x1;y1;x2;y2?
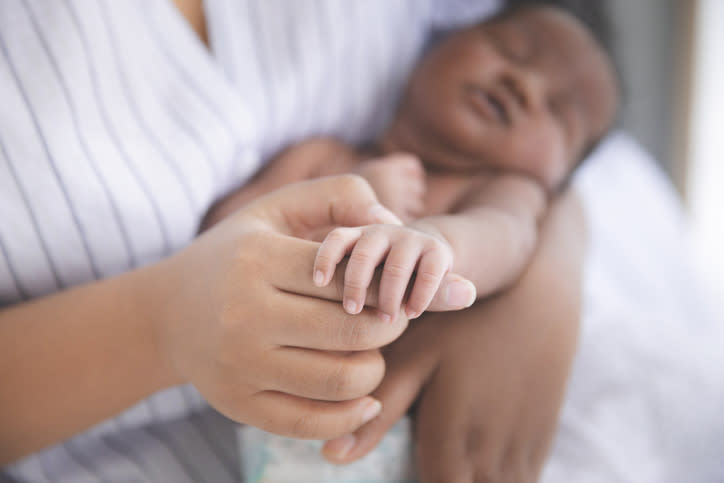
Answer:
0;0;501;481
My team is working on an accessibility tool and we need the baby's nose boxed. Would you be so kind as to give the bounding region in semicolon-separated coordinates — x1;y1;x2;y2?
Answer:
508;65;547;112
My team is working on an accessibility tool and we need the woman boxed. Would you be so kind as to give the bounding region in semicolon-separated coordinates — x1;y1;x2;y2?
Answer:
0;1;583;481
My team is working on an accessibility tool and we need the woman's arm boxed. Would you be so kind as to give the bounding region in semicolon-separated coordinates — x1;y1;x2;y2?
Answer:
0;266;176;463
0;176;416;465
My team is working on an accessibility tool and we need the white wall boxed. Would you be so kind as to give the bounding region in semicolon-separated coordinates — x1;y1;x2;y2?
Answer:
687;0;724;306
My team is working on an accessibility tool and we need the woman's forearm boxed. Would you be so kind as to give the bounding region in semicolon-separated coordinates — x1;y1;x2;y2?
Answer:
0;264;177;464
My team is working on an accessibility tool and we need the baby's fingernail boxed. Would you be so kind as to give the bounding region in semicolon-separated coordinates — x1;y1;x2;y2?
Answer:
377;311;392;323
445;279;476;308
344;298;359;314
361;399;382;424
369;204;402;225
313;270;325;287
324;434;356;460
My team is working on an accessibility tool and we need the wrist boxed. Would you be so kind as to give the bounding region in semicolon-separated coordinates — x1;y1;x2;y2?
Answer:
126;259;187;390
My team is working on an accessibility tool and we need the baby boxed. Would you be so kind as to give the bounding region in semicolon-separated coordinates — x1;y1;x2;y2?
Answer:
203;3;619;321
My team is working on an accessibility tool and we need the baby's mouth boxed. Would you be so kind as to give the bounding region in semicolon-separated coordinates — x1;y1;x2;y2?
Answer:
465;85;510;127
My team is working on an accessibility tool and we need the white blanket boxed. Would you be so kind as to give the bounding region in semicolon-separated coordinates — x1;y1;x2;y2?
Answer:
543;132;723;483
238;132;723;482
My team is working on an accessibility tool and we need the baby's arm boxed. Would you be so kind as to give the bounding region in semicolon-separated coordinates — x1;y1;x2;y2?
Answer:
313;174;545;320
412;174;547;297
200;138;358;230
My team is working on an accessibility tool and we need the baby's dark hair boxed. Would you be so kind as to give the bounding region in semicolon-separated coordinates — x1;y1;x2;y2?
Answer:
500;0;624;192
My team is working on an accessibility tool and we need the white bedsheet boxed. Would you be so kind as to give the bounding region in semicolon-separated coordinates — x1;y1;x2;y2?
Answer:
543;131;723;483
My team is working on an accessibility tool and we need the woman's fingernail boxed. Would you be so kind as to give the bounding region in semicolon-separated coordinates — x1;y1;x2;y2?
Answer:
369;204;402;225
343;298;358;314
361;399;382;424
313;270;325;287
445;279;476;308
324;434;356;460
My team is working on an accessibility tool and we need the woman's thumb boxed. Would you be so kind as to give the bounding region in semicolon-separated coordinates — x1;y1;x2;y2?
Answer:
245;175;401;236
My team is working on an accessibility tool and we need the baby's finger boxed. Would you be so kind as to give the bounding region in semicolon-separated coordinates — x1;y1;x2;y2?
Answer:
260;232;474;311
405;243;452;319
377;243;420;321
343;229;391;315
314;227;363;287
249;392;382;441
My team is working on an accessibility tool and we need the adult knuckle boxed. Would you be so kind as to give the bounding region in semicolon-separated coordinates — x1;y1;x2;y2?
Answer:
325;361;354;399
289;411;322;439
339;320;374;350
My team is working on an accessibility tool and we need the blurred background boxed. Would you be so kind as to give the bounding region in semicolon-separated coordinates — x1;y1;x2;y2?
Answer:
543;0;723;306
610;0;722;306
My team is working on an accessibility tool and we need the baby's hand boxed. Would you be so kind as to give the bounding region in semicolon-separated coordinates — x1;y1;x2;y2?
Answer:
313;224;453;322
355;154;426;223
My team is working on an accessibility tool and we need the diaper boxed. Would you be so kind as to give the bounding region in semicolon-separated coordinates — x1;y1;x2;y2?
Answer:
238;417;416;483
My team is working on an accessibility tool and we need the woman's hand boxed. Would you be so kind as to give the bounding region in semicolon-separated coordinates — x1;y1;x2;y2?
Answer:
0;175;476;464
322;191;585;482
149;175;476;440
150;176;410;439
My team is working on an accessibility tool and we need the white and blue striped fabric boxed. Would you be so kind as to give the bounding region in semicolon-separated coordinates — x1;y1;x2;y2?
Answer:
0;1;501;481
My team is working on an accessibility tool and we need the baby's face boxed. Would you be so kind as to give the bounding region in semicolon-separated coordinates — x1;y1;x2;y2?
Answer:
382;6;618;191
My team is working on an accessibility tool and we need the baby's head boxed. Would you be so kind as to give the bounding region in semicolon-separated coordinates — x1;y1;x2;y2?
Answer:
381;4;619;191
